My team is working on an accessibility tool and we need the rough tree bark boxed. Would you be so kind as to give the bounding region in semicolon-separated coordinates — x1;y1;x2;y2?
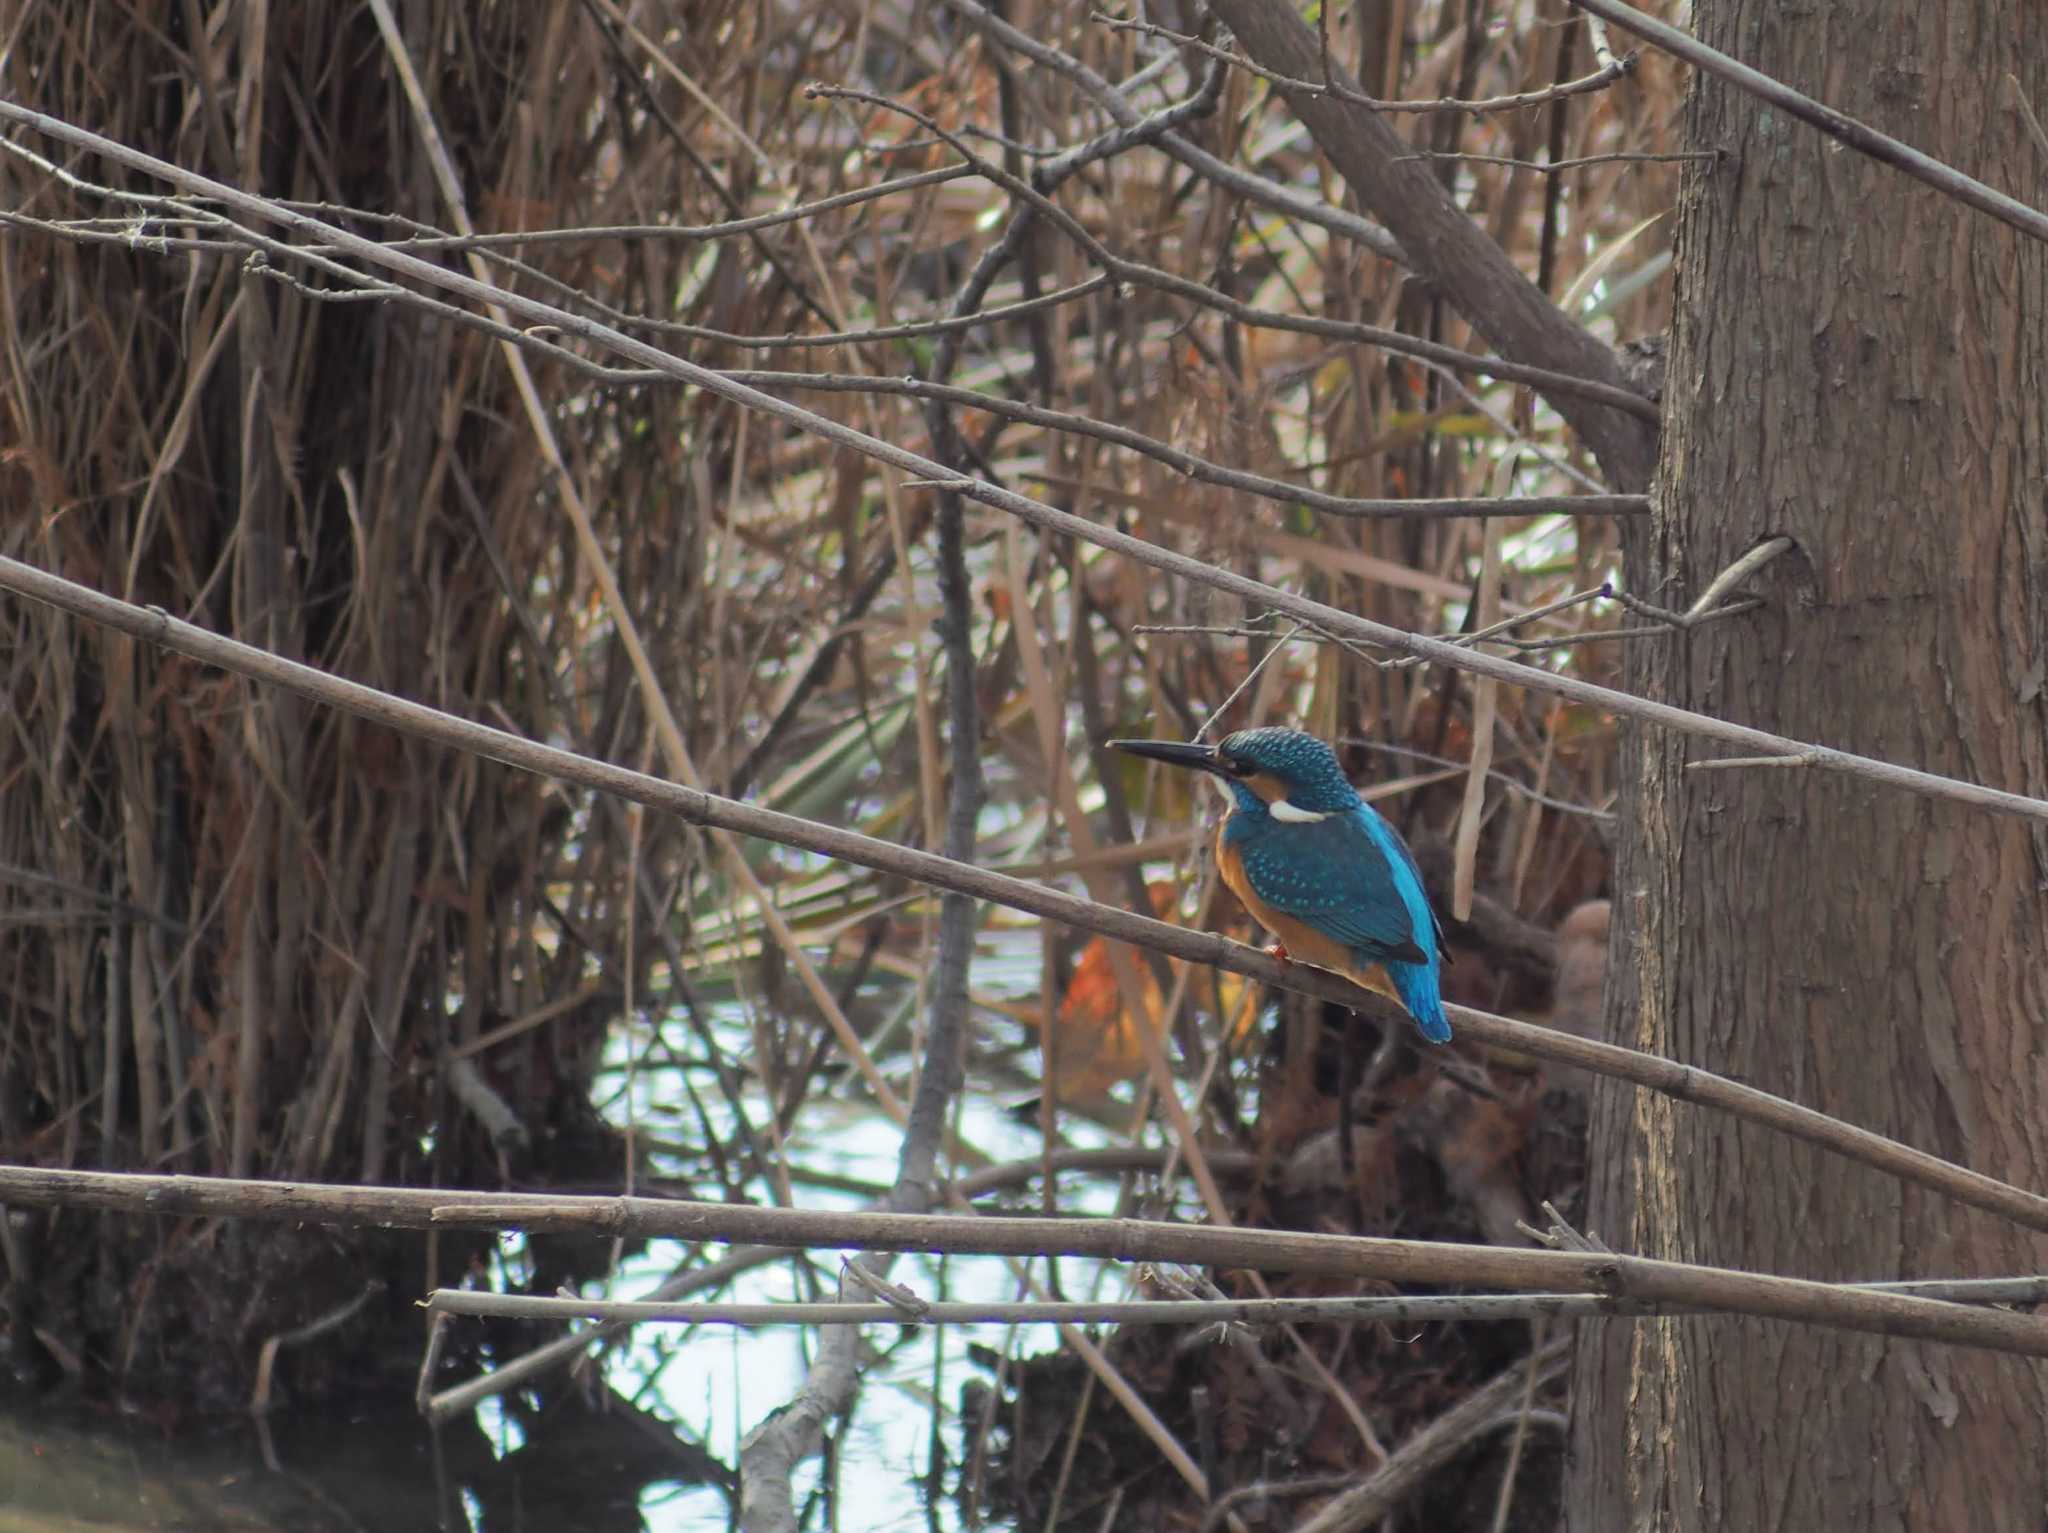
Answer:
1574;2;2048;1529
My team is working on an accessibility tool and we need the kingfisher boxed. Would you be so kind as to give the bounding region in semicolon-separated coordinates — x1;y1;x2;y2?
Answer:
1110;727;1451;1044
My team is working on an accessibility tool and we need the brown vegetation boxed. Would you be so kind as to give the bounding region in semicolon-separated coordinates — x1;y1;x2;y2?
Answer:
12;1;2023;1529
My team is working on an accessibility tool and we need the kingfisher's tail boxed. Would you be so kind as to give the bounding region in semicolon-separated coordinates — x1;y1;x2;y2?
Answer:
1390;959;1452;1044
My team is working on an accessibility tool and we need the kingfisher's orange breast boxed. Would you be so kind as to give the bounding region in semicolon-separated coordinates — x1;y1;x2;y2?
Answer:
1214;820;1375;986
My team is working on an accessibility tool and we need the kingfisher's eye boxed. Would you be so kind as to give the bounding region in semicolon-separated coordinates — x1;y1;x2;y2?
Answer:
1217;753;1253;778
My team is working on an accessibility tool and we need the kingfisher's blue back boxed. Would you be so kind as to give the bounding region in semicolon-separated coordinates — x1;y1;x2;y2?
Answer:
1209;729;1450;1043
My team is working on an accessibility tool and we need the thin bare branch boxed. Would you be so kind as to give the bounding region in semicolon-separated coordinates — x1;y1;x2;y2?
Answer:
1202;0;1659;486
1;113;2042;815
1289;1342;1570;1533
1095;13;1637;116
3;94;1650;420
3;1166;2048;1357
945;0;1413;270
1571;0;2048;246
733;370;1650;517
426;1274;2048;1329
805;83;1658;422
6;555;2048;1240
426;1246;796;1422
2010;74;2048;164
1395;149;1719;174
377;165;979;250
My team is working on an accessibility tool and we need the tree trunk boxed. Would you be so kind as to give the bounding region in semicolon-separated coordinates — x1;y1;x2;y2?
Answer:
1572;2;2048;1528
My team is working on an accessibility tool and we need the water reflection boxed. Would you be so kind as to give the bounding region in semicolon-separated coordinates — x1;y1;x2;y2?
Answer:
0;1385;729;1531
7;922;1188;1532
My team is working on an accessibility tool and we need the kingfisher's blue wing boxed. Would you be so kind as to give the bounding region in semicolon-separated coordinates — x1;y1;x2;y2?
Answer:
1233;808;1434;965
1378;813;1449;957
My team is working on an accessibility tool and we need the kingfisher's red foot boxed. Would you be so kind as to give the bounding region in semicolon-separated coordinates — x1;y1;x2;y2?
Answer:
1265;942;1292;963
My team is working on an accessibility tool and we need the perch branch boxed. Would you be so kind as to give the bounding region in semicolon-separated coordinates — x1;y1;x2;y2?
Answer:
4;556;2048;1239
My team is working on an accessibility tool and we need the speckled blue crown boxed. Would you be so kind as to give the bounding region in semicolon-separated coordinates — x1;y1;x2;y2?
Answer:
1219;728;1362;813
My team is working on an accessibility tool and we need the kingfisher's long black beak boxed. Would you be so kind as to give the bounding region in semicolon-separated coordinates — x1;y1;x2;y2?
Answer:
1108;738;1230;776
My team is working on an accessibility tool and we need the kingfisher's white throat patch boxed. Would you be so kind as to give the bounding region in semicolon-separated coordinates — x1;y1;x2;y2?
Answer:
1268;798;1330;824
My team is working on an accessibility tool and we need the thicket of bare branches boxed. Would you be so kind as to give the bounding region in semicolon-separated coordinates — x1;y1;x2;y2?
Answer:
8;0;1995;1527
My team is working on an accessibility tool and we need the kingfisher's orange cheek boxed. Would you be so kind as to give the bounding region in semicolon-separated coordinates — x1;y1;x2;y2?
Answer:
1238;772;1289;806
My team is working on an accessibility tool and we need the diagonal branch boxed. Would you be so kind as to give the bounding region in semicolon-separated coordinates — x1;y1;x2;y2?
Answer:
944;0;1413;270
731;369;1652;519
6;553;2048;1241
3;102;2034;826
1572;0;2048;247
806;81;1656;422
1201;0;1659;489
1288;1342;1571;1533
1098;12;1636;117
